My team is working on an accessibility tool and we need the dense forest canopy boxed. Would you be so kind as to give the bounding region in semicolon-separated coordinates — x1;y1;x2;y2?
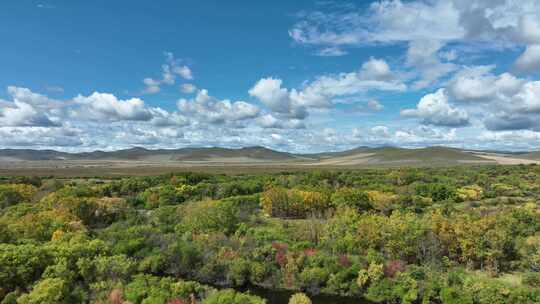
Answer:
1;165;540;303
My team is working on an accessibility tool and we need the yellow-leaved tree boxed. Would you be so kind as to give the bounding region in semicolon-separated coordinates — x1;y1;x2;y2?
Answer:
288;292;311;304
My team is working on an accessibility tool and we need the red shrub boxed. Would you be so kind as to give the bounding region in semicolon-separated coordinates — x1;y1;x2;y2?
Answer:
221;249;237;259
108;289;124;304
384;260;406;278
304;248;317;257
276;251;287;267
338;254;351;268
272;242;288;251
272;242;289;267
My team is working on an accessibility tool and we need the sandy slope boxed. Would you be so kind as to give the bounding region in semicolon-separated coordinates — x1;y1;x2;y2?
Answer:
473;153;540;165
302;153;375;166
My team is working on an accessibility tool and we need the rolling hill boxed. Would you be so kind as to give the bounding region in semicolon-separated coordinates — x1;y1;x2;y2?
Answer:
0;146;305;162
1;145;539;168
370;146;487;162
517;151;540;160
303;146;492;166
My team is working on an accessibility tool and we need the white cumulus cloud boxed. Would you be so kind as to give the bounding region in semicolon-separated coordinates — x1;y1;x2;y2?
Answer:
401;89;469;127
73;92;153;121
178;89;260;124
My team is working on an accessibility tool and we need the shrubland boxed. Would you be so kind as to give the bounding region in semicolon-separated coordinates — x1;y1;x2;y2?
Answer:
1;166;540;303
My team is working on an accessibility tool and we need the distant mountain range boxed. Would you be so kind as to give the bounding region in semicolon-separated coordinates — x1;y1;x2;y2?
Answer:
0;146;303;162
1;146;539;166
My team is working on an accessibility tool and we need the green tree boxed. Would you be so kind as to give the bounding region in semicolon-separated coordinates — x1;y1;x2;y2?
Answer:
0;244;51;294
331;188;370;211
202;289;266;304
17;278;70;304
0;187;23;209
288;292;311;304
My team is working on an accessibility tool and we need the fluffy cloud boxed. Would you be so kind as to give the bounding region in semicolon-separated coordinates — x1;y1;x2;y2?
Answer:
514;44;540;74
450;68;540;129
358;57;394;81
401;89;470;127
255;114;305;129
289;0;540;85
291;0;540;47
174;66;193;80
478;130;540;150
480;130;540;143
367;0;463;42
370;125;390;137
6;86;61;108
178;89;260;124
353;125;460;147
149;108;189;127
143;53;194;94
0;86;60;127
411;66;540;131
506;81;540;114
0;126;83;147
180;83;197;94
286;124;465;151
114;126;184;146
0;86;265;150
73;92;153;121
289;0;460;45
248;78;308;119
367;99;383;111
289;0;463;49
250;58;404;119
161;64;175;85
447;66;524;101
2;87;191;129
143;78;161;94
0;101;58;127
3;81;539;152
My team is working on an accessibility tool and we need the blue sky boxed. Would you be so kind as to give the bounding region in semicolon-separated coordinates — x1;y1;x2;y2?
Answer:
1;0;540;152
